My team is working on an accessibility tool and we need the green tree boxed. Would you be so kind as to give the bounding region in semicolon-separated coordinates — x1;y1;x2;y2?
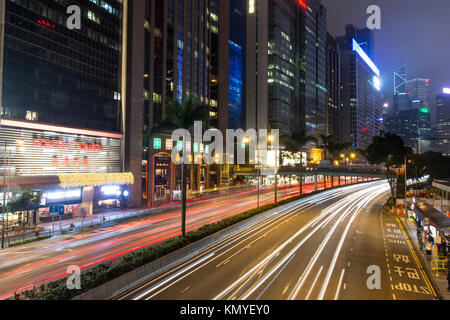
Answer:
365;132;409;200
143;95;209;237
5;191;41;214
319;134;352;162
280;129;316;196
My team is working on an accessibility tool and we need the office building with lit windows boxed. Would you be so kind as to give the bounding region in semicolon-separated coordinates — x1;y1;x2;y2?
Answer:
326;32;341;139
407;78;431;109
303;0;327;137
0;0;134;225
436;90;450;156
337;25;383;149
1;0;123;132
247;0;327;137
125;0;237;206
228;0;246;130
385;107;432;154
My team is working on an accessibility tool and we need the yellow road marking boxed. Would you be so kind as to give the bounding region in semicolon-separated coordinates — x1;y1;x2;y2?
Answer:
395;216;438;299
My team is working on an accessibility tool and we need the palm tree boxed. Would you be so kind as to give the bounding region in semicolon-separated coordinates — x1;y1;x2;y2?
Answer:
280;129;316;196
144;95;209;237
319;134;351;163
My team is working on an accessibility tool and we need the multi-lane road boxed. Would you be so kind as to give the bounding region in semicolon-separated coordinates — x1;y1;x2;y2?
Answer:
0;180;334;299
117;180;437;300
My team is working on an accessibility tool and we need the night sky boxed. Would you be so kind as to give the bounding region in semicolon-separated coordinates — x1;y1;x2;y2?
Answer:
322;0;450;124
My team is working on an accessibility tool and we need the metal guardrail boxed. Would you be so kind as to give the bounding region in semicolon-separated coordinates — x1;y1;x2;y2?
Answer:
431;258;447;277
3;229;52;248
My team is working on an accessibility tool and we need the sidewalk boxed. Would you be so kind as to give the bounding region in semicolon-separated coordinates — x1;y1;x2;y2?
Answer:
1;204;177;248
400;217;450;300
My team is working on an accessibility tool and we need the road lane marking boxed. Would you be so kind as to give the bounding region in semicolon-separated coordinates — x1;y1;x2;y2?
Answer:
282;285;290;296
180;287;190;294
334;269;346;300
305;266;324;300
256;254;296;300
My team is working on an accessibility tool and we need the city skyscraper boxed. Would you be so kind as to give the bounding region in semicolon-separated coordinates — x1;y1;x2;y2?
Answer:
1;0;123;132
407;78;431;109
326;32;341;139
436;89;450;156
303;0;327;138
125;0;237;206
337;25;383;149
0;0;133;220
228;0;246;130
394;64;408;95
247;0;327;138
384;107;432;154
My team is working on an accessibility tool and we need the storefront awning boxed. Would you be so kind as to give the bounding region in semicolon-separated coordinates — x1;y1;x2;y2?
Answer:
58;173;134;188
412;202;450;231
0;173;134;189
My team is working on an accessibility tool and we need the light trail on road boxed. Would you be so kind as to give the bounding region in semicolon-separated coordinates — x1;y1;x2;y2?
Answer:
0;180;361;299
113;181;390;300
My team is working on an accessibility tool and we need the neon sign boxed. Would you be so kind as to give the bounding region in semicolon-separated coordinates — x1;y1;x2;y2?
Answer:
443;88;450;94
33;139;104;152
38;19;55;28
352;39;380;77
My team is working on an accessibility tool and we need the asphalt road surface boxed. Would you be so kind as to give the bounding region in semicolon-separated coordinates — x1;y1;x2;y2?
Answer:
0;180;339;299
116;180;437;300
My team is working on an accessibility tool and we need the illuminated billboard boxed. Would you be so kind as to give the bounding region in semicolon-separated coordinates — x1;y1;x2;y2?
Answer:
352;39;380;77
443;88;450;94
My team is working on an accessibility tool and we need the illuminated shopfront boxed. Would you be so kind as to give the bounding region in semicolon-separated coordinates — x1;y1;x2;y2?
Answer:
0;119;134;224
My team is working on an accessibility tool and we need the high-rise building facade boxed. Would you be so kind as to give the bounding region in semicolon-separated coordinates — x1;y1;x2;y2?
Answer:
326;33;341;139
436;90;450;156
303;0;327;137
394;64;408;95
228;0;246;130
126;0;235;206
385;107;432;153
337;25;383;149
0;0;134;225
246;0;326;138
1;0;123;132
407;78;431;109
247;0;295;133
393;93;411;113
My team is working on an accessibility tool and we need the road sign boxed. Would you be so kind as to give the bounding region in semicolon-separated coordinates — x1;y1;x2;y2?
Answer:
59;205;65;216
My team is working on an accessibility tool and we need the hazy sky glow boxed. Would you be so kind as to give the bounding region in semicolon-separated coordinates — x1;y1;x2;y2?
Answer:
322;0;450;121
